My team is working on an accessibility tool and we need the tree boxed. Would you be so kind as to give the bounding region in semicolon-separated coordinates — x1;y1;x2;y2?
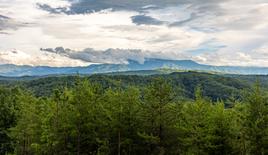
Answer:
140;78;176;154
70;79;104;154
0;87;20;154
9;91;42;155
177;85;215;154
244;82;268;155
102;86;142;155
39;88;74;154
209;102;238;155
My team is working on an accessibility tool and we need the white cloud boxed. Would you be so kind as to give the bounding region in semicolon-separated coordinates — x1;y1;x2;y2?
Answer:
254;45;268;56
146;5;192;23
1;0;268;67
0;49;90;67
0;0;209;66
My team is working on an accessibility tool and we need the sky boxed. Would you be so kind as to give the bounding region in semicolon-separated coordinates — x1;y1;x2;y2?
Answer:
1;0;268;67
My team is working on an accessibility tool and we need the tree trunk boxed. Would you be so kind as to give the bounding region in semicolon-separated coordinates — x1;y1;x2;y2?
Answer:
77;121;81;155
118;129;121;155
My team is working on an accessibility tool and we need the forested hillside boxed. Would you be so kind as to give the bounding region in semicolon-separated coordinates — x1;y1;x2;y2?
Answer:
0;72;251;101
1;72;268;154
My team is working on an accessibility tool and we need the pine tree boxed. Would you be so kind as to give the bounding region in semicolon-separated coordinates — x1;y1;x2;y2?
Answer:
0;87;20;154
140;78;175;154
210;102;238;155
9;91;42;155
70;79;104;154
177;85;214;154
102;86;142;155
244;82;268;155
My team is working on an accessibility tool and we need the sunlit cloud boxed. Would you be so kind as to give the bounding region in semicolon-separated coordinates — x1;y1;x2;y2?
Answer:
1;0;268;66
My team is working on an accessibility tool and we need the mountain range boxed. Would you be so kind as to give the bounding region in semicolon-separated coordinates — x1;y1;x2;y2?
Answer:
1;58;268;76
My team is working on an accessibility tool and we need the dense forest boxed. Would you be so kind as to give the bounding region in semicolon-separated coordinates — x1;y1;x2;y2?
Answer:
1;72;268;154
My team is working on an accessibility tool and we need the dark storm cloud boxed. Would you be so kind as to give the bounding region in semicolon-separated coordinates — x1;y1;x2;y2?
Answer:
131;15;164;25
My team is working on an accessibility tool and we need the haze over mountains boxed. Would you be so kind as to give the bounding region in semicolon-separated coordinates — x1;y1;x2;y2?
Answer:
1;58;268;77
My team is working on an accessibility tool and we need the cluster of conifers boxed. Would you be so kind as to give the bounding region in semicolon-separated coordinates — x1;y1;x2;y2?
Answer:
0;78;267;155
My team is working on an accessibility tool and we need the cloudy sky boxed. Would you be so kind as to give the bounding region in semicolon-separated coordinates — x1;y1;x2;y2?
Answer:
1;0;268;67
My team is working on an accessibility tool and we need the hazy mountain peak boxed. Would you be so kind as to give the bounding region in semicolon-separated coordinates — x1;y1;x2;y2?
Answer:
1;58;268;77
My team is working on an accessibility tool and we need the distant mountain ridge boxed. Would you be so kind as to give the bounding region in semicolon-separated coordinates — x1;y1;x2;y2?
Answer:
1;58;268;76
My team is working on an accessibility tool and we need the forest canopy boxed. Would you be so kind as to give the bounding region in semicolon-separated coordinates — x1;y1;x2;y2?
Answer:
0;73;268;154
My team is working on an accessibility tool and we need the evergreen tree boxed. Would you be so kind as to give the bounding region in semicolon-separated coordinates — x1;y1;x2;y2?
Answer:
244;82;268;155
70;79;104;154
9;91;42;155
177;85;214;154
210;102;238;155
0;87;20;154
140;78;176;154
102;86;142;155
2;75;268;154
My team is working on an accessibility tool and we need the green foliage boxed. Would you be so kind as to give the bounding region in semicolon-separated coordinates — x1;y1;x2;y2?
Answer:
0;87;21;154
1;72;249;101
243;82;268;154
0;76;268;155
140;78;178;154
